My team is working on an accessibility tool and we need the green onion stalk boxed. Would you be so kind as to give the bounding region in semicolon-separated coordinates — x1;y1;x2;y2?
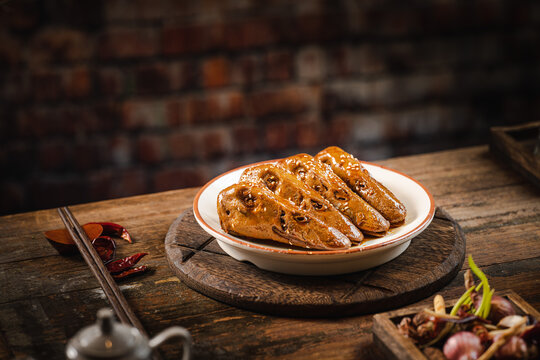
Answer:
468;255;492;319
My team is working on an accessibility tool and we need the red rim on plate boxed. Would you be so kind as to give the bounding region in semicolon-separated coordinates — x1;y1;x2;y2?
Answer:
193;160;435;256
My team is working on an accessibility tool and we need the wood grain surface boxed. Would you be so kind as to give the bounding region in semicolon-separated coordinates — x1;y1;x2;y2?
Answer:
164;208;465;317
0;146;539;360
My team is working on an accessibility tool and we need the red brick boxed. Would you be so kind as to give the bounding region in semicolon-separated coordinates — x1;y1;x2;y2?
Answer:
1;0;40;32
296;46;326;81
55;107;94;135
0;31;22;66
166;99;192;126
428;2;460;32
73;142;100;171
294;14;345;42
16;108;61;138
2;71;30;103
109;135;132;168
201;129;229;160
105;0;165;22
161;1;203;18
201;57;230;88
385;42;416;73
5;143;34;176
97;68;125;97
354;45;386;75
132;63;171;95
378;9;420;37
29;28;90;65
15;110;32;138
153;166;207;192
168;61;199;90
325;115;353;145
108;168;149;198
265;50;292;81
231;54;263;86
328;47;351;78
225;19;277;50
295;117;321;148
16;108;41;138
98;29;158;59
137;134;166;164
168;131;197;160
324;77;411;110
88;170;114;201
93;102;122;131
226;92;245;119
31;70;62;101
162;24;223;55
265;122;294;151
122;99;166;129
250;85;316;118
64;66;92;99
232;125;260;154
350;113;387;143
21;107;86;138
189;91;245;124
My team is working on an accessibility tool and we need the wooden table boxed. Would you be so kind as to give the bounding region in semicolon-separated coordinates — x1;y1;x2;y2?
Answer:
1;145;539;359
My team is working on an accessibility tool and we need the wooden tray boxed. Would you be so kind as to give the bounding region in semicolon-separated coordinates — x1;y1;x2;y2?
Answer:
373;290;540;360
164;207;465;317
490;121;540;188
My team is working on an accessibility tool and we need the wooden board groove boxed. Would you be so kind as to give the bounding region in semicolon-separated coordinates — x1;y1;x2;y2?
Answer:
164;207;466;317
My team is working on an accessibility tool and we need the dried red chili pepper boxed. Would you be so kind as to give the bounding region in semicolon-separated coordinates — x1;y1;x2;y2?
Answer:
87;222;132;243
92;236;116;264
112;265;149;280
106;252;147;274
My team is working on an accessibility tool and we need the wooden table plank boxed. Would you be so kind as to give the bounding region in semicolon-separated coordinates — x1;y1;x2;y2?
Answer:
0;146;539;359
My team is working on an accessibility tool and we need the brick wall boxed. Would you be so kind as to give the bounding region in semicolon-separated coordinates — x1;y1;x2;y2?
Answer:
1;0;539;215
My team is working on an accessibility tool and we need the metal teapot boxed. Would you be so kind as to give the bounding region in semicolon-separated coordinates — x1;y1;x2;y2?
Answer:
66;308;191;360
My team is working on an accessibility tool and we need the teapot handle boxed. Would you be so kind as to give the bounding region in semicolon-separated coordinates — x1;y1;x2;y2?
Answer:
149;326;192;360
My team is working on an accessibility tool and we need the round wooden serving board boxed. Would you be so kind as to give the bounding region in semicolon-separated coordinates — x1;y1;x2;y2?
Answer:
164;207;465;317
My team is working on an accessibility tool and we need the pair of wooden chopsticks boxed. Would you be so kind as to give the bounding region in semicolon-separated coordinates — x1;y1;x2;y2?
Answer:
57;206;162;360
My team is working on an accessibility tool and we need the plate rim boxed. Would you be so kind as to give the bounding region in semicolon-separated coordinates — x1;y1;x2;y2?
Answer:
193;159;435;256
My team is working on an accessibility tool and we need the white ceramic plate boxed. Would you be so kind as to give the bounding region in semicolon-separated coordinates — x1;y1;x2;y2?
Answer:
193;160;435;276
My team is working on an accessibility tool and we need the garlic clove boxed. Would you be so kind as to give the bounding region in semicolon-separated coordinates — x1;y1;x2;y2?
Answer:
489;295;516;323
498;315;527;329
494;335;527;359
443;331;484;360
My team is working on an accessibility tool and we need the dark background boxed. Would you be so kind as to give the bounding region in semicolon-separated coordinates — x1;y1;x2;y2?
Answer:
1;0;539;215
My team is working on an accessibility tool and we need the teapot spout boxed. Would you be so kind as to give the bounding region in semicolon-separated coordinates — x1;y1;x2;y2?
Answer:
149;326;192;360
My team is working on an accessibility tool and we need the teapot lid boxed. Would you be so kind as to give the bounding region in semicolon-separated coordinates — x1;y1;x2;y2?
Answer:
67;308;144;358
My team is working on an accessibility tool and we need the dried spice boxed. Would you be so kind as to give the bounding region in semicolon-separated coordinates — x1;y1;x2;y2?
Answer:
106;253;148;274
91;236;116;263
88;222;132;243
45;221;149;282
112;265;149;280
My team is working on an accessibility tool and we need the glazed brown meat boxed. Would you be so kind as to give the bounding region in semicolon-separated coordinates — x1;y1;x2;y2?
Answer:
217;183;351;250
240;164;364;244
278;154;390;234
315;146;406;225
